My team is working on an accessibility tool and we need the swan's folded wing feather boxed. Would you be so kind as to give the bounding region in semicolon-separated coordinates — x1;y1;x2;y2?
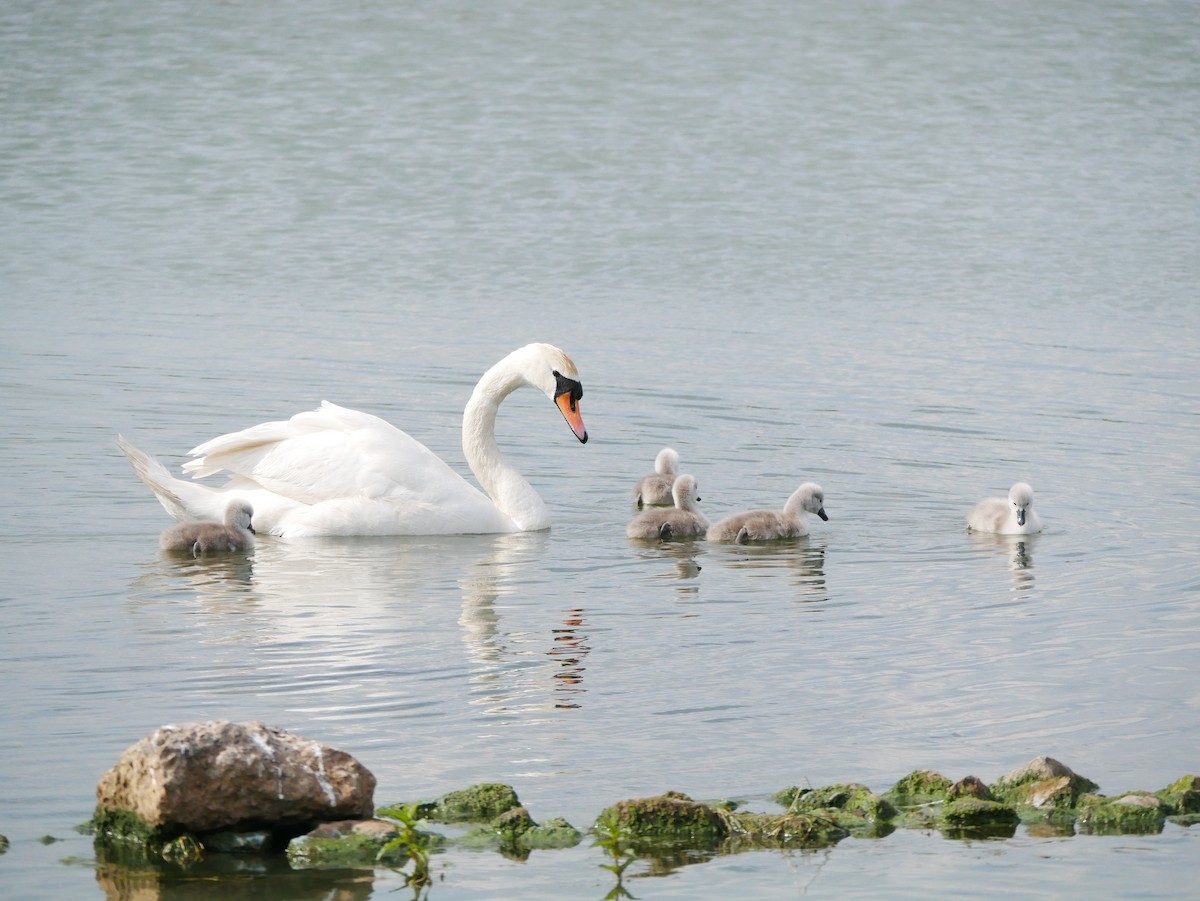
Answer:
182;401;479;507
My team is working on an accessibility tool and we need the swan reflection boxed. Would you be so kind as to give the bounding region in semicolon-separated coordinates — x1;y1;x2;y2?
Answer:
706;540;829;604
969;531;1036;594
127;530;589;714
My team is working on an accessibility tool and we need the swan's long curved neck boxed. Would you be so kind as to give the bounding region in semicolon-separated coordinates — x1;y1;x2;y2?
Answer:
462;370;551;531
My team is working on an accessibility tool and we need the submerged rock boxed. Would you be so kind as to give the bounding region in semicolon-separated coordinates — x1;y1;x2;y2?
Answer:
939;798;1020;838
92;721;376;848
1078;794;1168;835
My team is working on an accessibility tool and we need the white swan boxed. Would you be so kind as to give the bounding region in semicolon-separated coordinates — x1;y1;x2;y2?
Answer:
118;343;588;537
706;482;828;543
160;500;256;553
966;482;1042;535
632;447;679;508
626;474;709;539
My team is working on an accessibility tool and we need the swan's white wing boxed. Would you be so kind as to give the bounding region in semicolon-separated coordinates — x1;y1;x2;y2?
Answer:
183;401;485;507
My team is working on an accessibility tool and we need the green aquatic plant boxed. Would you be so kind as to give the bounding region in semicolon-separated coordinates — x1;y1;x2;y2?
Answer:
378;802;433;896
592;808;637;899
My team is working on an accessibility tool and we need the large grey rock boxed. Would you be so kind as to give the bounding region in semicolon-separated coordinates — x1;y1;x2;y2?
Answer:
95;720;375;834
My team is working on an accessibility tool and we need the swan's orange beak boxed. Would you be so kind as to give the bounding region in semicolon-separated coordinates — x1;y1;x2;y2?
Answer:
556;392;588;443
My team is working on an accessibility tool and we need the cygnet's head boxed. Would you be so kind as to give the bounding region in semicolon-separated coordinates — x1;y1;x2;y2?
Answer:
226;500;255;533
1008;482;1035;526
787;482;829;521
672;474;701;508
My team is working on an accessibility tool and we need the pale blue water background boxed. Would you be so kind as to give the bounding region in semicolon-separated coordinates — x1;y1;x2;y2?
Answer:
2;0;1199;898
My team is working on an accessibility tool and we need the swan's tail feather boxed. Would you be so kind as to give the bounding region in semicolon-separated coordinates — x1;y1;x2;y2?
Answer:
116;435;196;521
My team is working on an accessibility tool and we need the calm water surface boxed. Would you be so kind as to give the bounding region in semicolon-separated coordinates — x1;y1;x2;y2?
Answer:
2;1;1198;898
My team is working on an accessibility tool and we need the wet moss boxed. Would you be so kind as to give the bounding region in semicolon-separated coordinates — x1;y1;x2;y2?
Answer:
720;809;850;850
521;817;582;850
1156;775;1200;815
423;783;522;823
1077;795;1167;835
599;793;728;851
940;799;1020;831
89;806;176;851
775;783;897;825
883;770;953;806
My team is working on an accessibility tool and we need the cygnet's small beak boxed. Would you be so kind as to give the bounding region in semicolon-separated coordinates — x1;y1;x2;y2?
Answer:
1016;509;1026;526
817;508;829;521
555;393;588;443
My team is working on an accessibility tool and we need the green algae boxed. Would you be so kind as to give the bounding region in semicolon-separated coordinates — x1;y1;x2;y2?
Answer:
939;799;1020;838
597;793;728;851
1156;775;1200;815
884;769;954;806
1077;795;1167;835
424;783;521;823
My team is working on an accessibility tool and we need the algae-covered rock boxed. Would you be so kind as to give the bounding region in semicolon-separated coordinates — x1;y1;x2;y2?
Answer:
287;818;444;868
521;817;582;850
883;770;953;806
774;783;896;825
0;834;8;853
722;810;850;850
598;792;728;850
1156;775;1200;815
990;757;1099;811
461;808;582;854
425;783;521;823
948;776;994;802
1077;794;1167;835
939;799;1020;838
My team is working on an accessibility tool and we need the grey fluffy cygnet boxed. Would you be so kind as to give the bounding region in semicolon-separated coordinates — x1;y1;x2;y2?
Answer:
966;482;1042;535
632;447;680;508
707;482;828;543
626;473;708;539
160;500;256;554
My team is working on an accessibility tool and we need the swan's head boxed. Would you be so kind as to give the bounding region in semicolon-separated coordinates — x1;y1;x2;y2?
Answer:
509;343;587;444
226;500;255;533
788;482;828;521
672;473;700;508
654;447;680;477
1009;482;1034;526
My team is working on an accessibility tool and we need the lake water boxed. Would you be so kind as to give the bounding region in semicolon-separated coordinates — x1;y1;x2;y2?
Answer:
2;0;1198;898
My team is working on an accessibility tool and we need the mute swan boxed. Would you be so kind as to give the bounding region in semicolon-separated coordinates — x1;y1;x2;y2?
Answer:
966;482;1042;535
626;474;709;539
706;482;828;543
160;500;256;553
632;447;679;508
118;343;588;537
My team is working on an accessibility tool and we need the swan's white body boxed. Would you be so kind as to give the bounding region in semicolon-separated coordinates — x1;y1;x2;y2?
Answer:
120;344;587;538
626;473;709;539
160;500;256;553
707;482;828;543
966;482;1042;535
633;447;680;508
